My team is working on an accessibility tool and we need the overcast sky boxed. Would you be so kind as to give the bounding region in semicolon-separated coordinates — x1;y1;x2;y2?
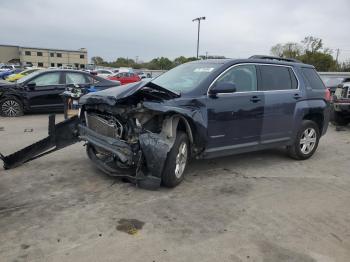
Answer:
1;0;349;62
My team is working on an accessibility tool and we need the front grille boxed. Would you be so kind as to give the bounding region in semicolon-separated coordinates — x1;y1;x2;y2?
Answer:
86;114;119;139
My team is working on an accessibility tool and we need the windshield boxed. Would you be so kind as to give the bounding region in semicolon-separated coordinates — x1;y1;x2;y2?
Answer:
17;70;44;84
151;62;221;93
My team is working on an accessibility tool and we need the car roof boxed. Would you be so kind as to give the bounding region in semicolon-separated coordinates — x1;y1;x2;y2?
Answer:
188;58;314;68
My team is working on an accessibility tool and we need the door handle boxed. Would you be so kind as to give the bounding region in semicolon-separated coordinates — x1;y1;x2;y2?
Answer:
250;96;261;103
293;93;302;100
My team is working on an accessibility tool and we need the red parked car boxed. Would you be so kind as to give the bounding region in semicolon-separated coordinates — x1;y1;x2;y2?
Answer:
107;72;141;85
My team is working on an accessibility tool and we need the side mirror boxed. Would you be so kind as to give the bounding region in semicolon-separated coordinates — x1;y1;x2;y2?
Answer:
209;82;236;96
27;82;36;90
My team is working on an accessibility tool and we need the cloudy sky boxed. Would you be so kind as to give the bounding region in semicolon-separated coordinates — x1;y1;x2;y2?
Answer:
1;0;349;62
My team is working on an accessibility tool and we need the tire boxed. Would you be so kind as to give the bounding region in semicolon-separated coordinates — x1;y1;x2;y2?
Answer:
330;107;349;126
287;120;320;160
0;96;24;117
162;131;189;188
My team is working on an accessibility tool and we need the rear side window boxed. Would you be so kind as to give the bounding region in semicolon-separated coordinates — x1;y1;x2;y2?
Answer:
301;68;325;89
259;65;296;90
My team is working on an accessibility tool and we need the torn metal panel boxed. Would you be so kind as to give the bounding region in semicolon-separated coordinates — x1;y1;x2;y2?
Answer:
139;132;175;178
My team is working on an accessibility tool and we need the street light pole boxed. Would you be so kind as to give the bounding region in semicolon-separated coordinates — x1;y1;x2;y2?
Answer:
192;16;206;59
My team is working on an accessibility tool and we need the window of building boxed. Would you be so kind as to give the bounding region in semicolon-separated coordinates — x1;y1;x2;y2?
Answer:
51;63;55;67
259;65;296;91
80;54;85;59
38;62;44;67
301;68;325;90
29;72;61;86
37;52;43;56
74;63;79;69
57;63;62;67
25;51;31;56
215;64;257;92
50;53;54;57
57;53;62;58
80;64;85;69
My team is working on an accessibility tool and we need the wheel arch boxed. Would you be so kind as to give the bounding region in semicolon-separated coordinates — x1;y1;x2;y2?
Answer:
161;114;194;145
302;112;324;134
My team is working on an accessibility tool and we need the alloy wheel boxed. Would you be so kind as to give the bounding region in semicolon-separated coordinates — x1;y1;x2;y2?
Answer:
1;100;21;117
300;128;317;154
174;142;188;178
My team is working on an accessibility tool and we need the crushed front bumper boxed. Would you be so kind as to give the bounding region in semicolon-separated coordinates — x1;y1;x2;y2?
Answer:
79;124;135;165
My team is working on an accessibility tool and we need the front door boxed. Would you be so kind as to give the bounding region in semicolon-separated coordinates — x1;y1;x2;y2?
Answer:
206;64;264;155
25;71;65;110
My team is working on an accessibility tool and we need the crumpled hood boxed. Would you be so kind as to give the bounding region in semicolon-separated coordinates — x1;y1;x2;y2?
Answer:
79;80;179;106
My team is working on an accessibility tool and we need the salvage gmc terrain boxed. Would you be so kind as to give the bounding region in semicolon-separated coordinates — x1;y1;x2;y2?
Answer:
1;56;330;189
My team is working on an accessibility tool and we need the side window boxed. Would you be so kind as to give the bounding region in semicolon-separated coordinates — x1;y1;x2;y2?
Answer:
259;65;295;91
66;73;88;84
301;68;325;89
86;75;99;84
215;64;257;92
29;72;61;86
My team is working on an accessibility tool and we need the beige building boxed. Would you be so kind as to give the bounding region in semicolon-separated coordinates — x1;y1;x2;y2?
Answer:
0;44;88;69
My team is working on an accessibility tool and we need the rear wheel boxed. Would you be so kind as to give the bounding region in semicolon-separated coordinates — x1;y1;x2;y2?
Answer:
287;120;320;160
0;96;24;117
162;132;189;188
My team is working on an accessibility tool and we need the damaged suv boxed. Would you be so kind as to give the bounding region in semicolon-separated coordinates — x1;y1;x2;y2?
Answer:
1;56;330;189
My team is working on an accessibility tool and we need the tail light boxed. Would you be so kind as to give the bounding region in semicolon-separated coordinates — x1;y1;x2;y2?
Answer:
325;88;331;102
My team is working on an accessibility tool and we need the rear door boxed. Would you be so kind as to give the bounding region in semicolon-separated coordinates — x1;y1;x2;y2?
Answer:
64;72;90;87
25;71;65;110
258;64;300;143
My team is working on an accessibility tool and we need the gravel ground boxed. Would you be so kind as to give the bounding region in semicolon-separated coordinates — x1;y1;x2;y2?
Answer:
0;114;349;262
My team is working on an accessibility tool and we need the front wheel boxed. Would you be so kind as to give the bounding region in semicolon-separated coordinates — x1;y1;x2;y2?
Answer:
162;131;189;188
0;96;24;117
287;120;320;160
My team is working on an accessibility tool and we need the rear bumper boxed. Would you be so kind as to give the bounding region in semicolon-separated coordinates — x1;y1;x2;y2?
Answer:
333;102;350;113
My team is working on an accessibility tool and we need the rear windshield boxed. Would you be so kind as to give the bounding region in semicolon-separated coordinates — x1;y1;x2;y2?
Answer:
301;68;325;90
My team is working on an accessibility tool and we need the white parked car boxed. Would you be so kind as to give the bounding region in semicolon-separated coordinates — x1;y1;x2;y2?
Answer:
94;69;114;78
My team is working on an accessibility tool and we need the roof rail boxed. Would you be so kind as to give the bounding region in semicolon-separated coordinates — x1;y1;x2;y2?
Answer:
249;55;302;63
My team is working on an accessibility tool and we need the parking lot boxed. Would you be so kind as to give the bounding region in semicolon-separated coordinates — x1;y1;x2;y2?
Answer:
0;114;349;262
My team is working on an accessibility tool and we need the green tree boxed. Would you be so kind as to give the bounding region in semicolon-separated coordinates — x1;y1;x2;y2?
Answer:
91;56;104;65
270;42;302;58
270;36;338;71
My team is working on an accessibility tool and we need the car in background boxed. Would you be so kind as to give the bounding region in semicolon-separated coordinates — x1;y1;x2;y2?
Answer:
93;69;114;78
330;82;350;126
107;72;141;85
0;68;22;80
6;68;41;82
0;69;120;117
136;71;147;79
319;73;350;94
0;65;21;72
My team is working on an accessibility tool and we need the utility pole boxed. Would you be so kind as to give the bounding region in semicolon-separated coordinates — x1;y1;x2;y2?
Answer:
336;48;340;64
192;16;206;59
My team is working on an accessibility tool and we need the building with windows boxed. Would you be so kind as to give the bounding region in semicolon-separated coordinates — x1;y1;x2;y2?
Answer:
0;44;88;68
